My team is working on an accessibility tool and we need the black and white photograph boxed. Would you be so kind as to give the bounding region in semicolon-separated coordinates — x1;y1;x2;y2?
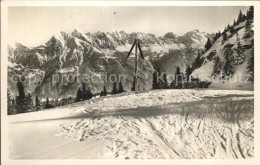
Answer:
1;1;259;164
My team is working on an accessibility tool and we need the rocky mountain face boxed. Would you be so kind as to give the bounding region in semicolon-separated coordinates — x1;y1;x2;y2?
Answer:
8;29;211;98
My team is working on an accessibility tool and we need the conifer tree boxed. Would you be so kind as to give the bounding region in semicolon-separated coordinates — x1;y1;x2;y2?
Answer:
247;40;254;82
86;88;93;99
241;13;246;22
112;82;118;94
82;83;87;100
213;31;221;42
212;55;222;77
233;19;237;26
222;32;227;43
218;31;221;36
171;66;182;89
238;10;243;23
75;88;82;102
152;71;160;89
26;93;34;111
205;38;212;51
16;81;26;113
45;97;53;109
223;26;227;33
244;17;253;39
234;42;244;65
176;67;183;89
185;65;192;82
118;80;125;93
103;86;107;96
230;26;235;34
35;96;41;111
45;97;49;109
246;6;254;21
159;72;168;89
101;86;108;96
7;89;15;115
162;73;169;89
157;70;163;89
227;24;231;30
223;47;235;78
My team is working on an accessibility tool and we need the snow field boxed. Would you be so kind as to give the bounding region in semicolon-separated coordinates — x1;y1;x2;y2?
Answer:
9;89;254;159
55;90;254;159
56;99;254;159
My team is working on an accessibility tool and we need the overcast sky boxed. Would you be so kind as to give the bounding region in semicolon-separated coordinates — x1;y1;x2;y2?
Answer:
8;6;249;47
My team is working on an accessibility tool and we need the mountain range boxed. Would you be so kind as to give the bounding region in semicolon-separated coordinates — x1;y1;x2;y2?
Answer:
8;29;211;98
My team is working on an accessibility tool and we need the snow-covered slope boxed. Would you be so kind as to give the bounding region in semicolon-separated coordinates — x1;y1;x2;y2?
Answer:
8;89;254;159
192;20;254;90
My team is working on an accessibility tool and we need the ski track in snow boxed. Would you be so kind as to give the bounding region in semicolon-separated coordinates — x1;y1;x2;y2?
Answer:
56;106;253;159
54;90;254;159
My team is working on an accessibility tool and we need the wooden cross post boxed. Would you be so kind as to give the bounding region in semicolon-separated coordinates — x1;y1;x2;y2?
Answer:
126;39;144;93
135;40;138;93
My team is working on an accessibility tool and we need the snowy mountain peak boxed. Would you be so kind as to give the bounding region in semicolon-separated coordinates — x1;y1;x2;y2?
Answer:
163;32;178;40
60;31;69;40
45;35;64;48
15;42;28;50
184;29;206;38
71;29;85;38
119;30;127;35
178;30;209;49
192;29;200;33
